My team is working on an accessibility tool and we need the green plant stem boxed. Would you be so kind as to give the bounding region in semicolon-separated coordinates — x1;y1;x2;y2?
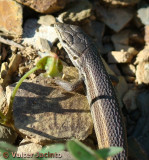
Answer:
6;66;39;123
0;112;6;123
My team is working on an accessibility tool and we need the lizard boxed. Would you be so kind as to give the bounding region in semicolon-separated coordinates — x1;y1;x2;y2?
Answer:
54;22;128;160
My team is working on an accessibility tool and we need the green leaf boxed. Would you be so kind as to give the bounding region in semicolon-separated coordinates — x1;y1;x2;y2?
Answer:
0;141;22;160
0;141;17;152
66;139;99;160
36;56;50;70
96;147;123;159
40;143;65;153
36;56;63;77
45;58;63;77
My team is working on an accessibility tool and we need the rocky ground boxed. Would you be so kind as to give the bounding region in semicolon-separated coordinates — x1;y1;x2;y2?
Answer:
0;0;149;159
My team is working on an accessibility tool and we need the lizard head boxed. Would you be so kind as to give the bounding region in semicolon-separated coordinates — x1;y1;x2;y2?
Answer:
54;22;92;69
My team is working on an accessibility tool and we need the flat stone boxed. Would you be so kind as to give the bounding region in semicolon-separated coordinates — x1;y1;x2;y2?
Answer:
15;0;68;14
38;15;56;26
96;6;133;32
23;19;57;50
101;0;140;6
108;47;138;63
136;61;149;85
123;89;138;112
17;139;42;160
0;0;22;37
6;76;93;145
57;0;92;23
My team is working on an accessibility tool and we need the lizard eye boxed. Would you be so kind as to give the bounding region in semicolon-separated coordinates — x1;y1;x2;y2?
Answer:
73;56;78;60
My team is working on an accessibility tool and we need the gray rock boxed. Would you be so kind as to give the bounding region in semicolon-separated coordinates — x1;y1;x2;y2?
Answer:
36;38;51;53
96;6;133;32
108;64;121;76
23;19;58;50
111;30;130;51
101;57;116;76
137;2;149;25
123;89;138;112
103;43;114;54
6;75;93;145
135;46;149;85
108;47;138;63
116;76;128;108
135;46;149;64
38;15;56;26
57;0;92;23
112;30;130;45
136;91;149;116
136;61;149;85
82;21;105;54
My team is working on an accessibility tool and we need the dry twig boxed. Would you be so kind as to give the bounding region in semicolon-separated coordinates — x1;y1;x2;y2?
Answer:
0;36;24;50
